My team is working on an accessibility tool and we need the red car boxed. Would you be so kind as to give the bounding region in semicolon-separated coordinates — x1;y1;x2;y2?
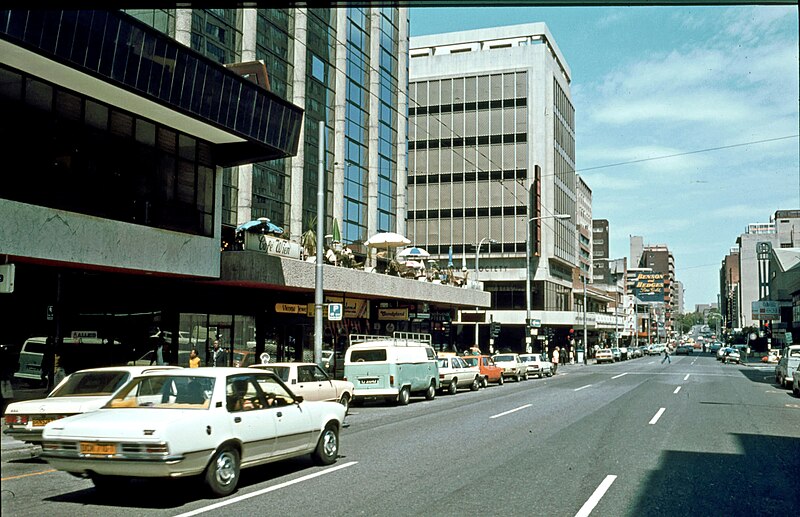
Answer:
461;355;504;387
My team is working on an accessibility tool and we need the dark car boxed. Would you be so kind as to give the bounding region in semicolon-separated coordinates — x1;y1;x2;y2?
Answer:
675;344;694;355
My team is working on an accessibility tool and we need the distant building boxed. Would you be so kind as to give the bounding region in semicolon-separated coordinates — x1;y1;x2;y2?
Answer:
672;280;684;315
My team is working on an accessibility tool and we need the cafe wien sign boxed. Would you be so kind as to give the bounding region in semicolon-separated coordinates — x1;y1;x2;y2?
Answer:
244;233;302;260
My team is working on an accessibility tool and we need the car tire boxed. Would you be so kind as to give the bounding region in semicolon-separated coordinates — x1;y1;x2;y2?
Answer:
498;375;504;386
480;376;488;389
312;423;339;466
547;369;553;377
793;383;799;397
205;446;240;497
339;393;351;415
424;381;436;400
448;379;458;395
470;377;480;391
515;373;521;383
397;386;410;406
523;373;529;381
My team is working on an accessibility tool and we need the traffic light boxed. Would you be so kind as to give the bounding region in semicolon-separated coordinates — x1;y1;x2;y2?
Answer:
764;320;772;337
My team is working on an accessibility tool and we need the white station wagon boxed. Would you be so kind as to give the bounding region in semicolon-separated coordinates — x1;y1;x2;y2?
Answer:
41;368;345;496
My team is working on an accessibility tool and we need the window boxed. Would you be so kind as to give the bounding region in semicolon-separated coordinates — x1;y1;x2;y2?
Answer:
311;53;325;83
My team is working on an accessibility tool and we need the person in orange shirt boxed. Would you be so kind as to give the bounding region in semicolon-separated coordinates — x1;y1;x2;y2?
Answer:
188;348;200;368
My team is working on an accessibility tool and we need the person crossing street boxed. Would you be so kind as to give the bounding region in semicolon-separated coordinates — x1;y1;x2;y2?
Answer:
661;346;671;364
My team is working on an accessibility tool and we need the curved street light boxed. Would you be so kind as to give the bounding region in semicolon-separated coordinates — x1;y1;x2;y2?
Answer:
475;237;499;349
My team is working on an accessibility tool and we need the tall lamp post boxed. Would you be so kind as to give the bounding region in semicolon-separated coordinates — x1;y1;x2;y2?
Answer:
475;237;498;349
582;274;588;364
525;214;570;352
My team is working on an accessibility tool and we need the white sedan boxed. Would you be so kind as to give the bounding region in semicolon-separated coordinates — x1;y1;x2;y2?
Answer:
3;365;179;444
41;368;345;497
249;362;354;413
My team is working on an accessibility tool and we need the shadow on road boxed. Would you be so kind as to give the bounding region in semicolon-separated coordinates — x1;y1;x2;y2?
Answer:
44;455;343;509
737;366;779;386
626;433;800;517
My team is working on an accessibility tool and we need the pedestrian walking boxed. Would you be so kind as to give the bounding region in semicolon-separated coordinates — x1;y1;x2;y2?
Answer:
661;346;671;364
210;339;227;367
552;347;560;375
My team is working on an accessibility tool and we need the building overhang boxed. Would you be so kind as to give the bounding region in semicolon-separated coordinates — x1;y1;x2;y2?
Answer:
216;252;491;309
0;10;302;166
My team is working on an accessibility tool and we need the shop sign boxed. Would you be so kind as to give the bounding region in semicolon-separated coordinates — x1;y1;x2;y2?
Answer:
244;233;302;260
275;303;307;314
751;300;780;320
328;303;343;321
71;330;98;340
324;297;370;319
410;312;430;320
378;308;408;321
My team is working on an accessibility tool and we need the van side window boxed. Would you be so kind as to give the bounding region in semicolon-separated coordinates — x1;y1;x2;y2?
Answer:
350;349;387;362
425;348;435;360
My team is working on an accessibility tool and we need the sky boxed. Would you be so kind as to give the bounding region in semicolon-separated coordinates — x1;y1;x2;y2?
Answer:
409;3;800;311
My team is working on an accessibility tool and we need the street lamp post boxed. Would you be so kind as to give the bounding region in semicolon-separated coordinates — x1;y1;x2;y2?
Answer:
525;214;570;352
583;274;588;364
475;237;498;349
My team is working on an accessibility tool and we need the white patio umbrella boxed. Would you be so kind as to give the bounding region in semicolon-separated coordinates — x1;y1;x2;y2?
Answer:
364;232;411;266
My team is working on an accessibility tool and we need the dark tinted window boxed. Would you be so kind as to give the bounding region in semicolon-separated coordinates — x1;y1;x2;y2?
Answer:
350;349;387;362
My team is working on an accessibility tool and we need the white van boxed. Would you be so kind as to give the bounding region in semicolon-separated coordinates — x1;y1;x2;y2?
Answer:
343;332;439;406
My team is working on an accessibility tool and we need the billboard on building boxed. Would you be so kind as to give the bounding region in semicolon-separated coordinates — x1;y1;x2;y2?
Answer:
751;300;780;320
633;273;665;302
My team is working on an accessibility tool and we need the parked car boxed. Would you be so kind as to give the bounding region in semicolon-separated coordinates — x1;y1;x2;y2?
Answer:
610;348;621;361
618;346;629;360
792;368;800;397
675;344;694;355
709;342;723;354
13;337;49;384
649;344;666;356
775;345;800;389
491;353;527;382
4;366;180;444
716;346;729;361
343;332;439;405
461;354;504;387
519;353;554;378
41;368;345;496
436;354;481;394
249;362;354;414
722;347;741;364
595;349;614;364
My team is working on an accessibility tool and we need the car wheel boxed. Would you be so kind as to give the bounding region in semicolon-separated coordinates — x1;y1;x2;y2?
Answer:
498;375;504;386
480;376;488;389
339;393;351;415
547;370;553;377
793;383;799;397
515;373;521;383
448;379;458;395
470;377;480;391
397;386;410;406
312;423;339;466
205;446;240;497
523;373;529;381
424;381;436;400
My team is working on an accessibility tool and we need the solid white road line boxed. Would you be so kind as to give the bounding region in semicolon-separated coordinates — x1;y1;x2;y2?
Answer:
174;461;358;517
647;361;655;365
611;373;628;379
574;384;592;391
683;374;690;381
575;474;618;517
490;404;532;419
673;386;681;394
649;408;666;425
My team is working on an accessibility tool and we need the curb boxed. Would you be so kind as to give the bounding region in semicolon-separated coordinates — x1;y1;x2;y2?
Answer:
1;442;41;462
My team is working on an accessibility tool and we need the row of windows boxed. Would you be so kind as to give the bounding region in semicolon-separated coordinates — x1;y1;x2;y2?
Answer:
408;218;528;254
409;72;528;107
410;106;528;141
408;169;526;185
410;142;528;175
409;98;527;116
190;10;241;65
409;206;526;220
0;65;215;237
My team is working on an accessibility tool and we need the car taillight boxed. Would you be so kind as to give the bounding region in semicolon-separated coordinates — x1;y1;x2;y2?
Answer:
439;374;445;379
5;414;28;425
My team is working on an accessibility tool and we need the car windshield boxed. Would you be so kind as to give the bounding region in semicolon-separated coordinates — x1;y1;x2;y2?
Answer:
105;375;215;409
50;371;130;397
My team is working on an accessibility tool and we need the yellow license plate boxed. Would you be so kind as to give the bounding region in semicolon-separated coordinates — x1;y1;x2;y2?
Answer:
80;442;116;455
32;419;54;427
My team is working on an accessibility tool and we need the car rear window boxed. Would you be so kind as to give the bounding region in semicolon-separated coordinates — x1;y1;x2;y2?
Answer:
350;349;387;362
51;371;129;397
23;342;47;354
462;357;478;366
494;355;514;361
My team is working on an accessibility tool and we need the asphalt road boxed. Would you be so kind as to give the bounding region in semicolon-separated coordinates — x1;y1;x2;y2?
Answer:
2;354;799;517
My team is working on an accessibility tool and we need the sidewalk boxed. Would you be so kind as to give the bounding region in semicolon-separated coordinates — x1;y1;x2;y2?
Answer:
1;426;41;462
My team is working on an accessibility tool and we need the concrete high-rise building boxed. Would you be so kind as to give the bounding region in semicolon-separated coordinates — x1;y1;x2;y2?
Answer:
576;175;593;284
672;280;684;316
720;248;741;330
409;23;594;352
592;219;609;283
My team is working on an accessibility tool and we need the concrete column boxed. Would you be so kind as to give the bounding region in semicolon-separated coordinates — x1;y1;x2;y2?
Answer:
395;8;409;237
241;9;258;61
235;9;258;226
366;9;381;237
289;9;308;243
332;8;348;229
174;9;192;47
